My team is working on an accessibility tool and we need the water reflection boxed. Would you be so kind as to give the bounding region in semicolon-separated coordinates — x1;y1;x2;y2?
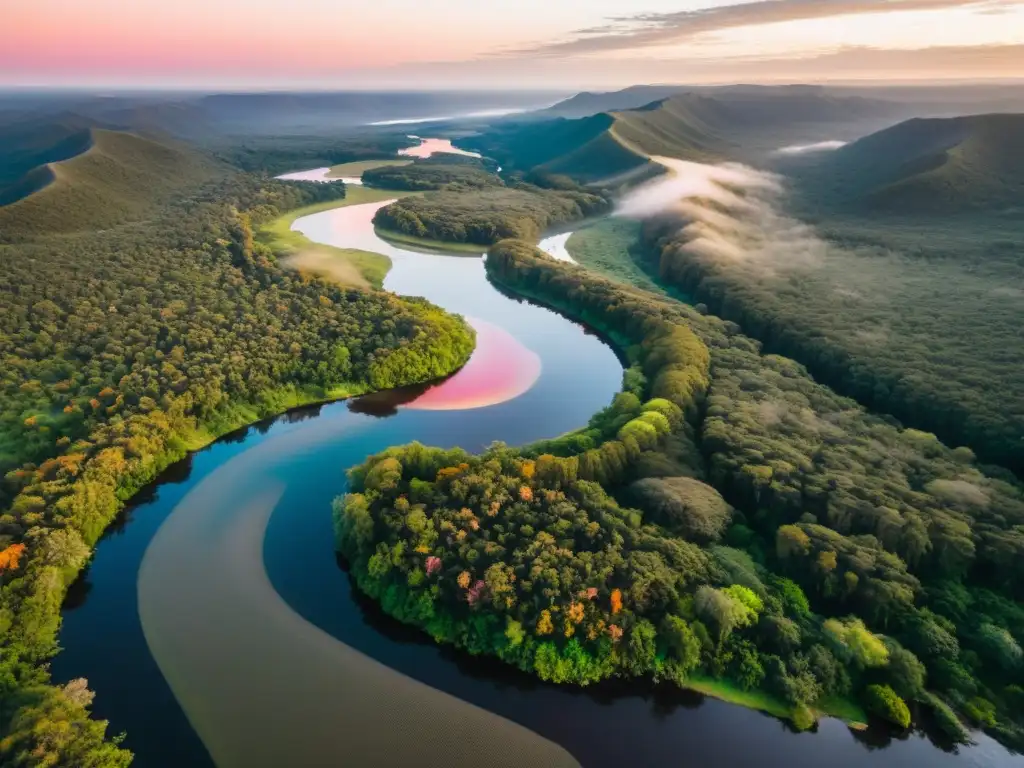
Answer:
54;186;1019;768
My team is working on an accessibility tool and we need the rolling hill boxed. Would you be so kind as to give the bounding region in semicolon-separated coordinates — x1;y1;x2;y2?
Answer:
462;87;935;185
542;85;693;118
609;95;737;160
808;113;1024;215
0;128;219;240
460;94;739;184
457;113;649;183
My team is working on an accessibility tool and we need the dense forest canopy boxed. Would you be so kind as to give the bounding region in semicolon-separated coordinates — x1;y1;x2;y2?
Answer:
373;185;611;246
638;153;1024;475
362;154;497;191
338;238;1024;750
0;136;475;766
794;114;1024;215
211;133;418;175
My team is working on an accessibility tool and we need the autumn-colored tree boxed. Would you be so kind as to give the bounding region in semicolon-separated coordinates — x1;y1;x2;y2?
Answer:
457;570;471;589
537;609;554;635
610;588;623;615
567;602;585;624
0;543;26;572
519;486;533;502
817;550;838;572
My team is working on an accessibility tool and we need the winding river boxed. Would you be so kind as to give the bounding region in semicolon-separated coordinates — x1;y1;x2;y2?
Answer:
54;166;1020;767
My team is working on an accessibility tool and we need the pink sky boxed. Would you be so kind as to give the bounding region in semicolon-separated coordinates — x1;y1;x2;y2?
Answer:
4;0;1024;87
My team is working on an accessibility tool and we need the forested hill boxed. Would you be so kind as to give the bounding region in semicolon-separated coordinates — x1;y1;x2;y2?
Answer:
0;128;220;240
542;84;911;119
807;113;1024;215
0;139;475;764
459;95;737;184
458;113;649;184
461;88;920;184
608;95;736;160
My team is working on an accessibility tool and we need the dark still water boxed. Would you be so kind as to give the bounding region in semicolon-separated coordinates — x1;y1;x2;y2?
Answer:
54;197;1019;768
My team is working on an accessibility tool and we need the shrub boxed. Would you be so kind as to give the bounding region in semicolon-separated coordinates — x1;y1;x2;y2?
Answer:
864;684;911;729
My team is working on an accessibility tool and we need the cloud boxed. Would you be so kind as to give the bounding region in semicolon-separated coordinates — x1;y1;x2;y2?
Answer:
615;156;829;276
512;0;1021;57
348;43;1024;89
775;141;848;154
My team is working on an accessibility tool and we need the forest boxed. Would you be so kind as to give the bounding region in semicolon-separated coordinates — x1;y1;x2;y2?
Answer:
361;154;497;191
210;133;417;175
337;238;1024;750
639;199;1024;476
0;160;474;766
373;184;611;246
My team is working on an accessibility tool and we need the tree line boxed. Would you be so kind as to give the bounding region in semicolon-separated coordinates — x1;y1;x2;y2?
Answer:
337;237;1024;749
639;211;1024;476
373;184;611;246
0;170;474;766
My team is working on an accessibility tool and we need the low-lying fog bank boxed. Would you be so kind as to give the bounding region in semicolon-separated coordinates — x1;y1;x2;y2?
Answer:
775;140;847;155
615;156;829;275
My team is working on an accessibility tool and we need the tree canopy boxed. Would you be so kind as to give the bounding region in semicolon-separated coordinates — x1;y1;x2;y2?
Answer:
337;237;1024;748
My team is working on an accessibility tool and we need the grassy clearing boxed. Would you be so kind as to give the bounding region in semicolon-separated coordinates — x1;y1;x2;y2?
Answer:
683;676;868;730
564;218;666;294
374;226;486;255
684;675;794;721
257;186;413;288
327;159;411;178
180;382;371;451
817;695;869;729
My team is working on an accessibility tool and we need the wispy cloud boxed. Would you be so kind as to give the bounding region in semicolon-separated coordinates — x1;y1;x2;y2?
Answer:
336;42;1024;90
511;0;1022;57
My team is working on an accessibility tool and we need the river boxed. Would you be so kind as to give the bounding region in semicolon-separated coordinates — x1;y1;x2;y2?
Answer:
53;169;1020;767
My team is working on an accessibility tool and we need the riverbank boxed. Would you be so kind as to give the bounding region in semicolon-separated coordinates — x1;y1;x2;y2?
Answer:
60;190;1016;768
326;159;412;178
374;225;486;254
2;169;479;767
123;201;623;767
257;186;418;288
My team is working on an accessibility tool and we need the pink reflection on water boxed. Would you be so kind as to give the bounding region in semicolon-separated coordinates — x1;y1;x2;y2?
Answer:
399;138;481;160
406;318;541;411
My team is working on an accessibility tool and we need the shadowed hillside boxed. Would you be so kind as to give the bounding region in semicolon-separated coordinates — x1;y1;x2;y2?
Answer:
461;88;930;184
0;165;56;207
0;113;97;189
459;113;649;183
0;129;219;240
609;95;736;160
815;114;1024;215
460;95;739;184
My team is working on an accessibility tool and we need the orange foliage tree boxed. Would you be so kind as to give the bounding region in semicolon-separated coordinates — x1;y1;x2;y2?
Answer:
0;543;27;572
610;588;623;615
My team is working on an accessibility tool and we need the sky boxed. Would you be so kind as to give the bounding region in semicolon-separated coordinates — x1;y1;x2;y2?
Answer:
3;0;1024;89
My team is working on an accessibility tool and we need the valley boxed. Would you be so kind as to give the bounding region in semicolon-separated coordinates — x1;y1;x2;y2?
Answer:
1;81;1024;768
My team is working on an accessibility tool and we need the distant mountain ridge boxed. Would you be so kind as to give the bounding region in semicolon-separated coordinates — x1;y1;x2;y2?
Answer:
811;113;1024;215
461;86;960;184
460;93;746;184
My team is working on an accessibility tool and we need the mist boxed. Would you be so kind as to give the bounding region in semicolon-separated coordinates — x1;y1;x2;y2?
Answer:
776;140;847;155
615;156;831;274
